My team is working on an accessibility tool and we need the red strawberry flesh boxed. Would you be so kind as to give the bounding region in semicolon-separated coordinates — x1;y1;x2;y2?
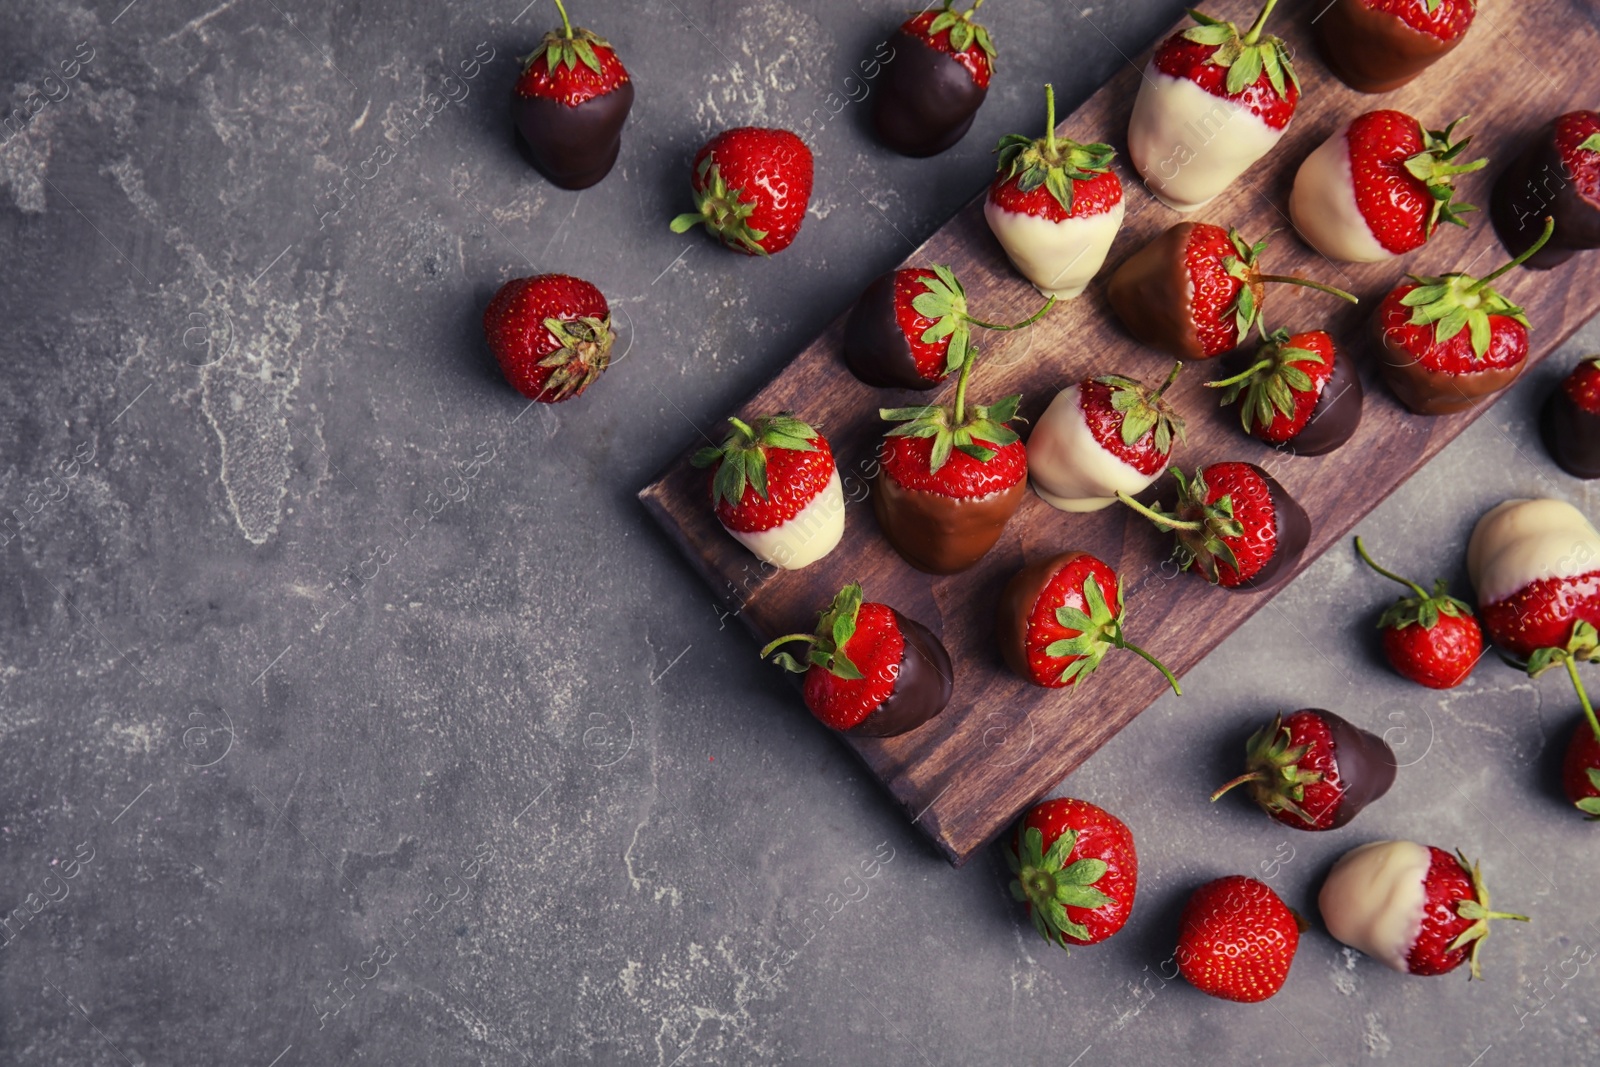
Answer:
1079;379;1169;475
713;435;835;533
1154;33;1298;130
802;601;904;731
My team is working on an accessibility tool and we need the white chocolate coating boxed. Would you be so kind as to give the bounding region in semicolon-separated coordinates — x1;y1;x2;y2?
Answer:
1027;384;1158;512
1289;127;1393;263
984;197;1125;300
726;470;844;570
1467;498;1600;606
1128;67;1285;212
1318;840;1432;972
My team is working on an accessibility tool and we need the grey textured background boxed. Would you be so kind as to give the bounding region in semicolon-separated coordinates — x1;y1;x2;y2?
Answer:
3;0;1599;1064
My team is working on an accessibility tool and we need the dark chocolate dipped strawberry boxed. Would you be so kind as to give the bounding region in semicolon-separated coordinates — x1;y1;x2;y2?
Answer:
1313;0;1476;94
1492;111;1600;270
842;264;1053;390
762;583;952;737
1205;328;1362;455
1541;357;1600;478
1119;461;1310;591
1029;363;1185;512
1212;710;1397;830
873;0;995;157
1375;218;1553;416
996;551;1180;693
1107;223;1356;361
1467;498;1600;664
511;0;634;190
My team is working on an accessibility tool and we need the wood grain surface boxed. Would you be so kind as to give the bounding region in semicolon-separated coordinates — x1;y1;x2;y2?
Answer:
640;0;1600;865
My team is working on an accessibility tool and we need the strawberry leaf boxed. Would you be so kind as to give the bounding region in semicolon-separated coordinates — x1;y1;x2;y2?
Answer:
694;413;821;508
1581;133;1600;155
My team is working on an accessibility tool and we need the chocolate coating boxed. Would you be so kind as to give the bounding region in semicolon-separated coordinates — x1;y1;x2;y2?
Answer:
1491;120;1600;270
872;471;1027;574
849;613;953;737
1293;349;1365;456
1320;710;1398;828
1541;385;1600;478
1313;0;1463;94
1375;322;1526;416
842;271;938;390
871;29;986;158
512;80;635;190
1107;222;1207;361
996;551;1082;683
1228;465;1310;594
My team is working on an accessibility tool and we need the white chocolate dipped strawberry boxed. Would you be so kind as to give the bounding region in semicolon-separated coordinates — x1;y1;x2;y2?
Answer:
1028;363;1184;512
1128;0;1299;213
1466;498;1600;663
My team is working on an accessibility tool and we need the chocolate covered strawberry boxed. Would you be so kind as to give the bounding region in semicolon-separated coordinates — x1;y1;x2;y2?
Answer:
670;127;813;255
985;83;1124;300
1007;797;1138;951
1492;110;1600;270
1211;710;1396;830
1028;363;1185;512
1376;217;1553;415
997;551;1181;692
511;0;634;190
483;273;615;403
1176;876;1303;1002
1119;462;1310;592
1108;223;1356;361
1467;498;1600;663
1129;0;1299;212
1563;716;1600;818
1541;358;1600;479
1291;112;1487;264
1320;842;1528;979
763;583;952;737
842;264;1054;390
1205;329;1362;455
1314;0;1476;94
1355;535;1483;689
692;414;843;570
873;0;995;157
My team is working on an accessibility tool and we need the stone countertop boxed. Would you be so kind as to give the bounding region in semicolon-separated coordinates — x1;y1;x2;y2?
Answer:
2;1;1597;1064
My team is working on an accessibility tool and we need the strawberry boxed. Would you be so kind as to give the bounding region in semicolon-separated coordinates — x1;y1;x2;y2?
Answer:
1468;498;1600;663
1029;363;1185;512
483;273;615;403
1107;223;1356;361
670;127;813;256
1376;217;1554;415
1354;535;1483;688
842;264;1054;391
873;0;995;157
1493;110;1600;270
1541;357;1600;478
762;583;953;737
1119;461;1310;591
1205;329;1363;455
984;83;1124;300
511;0;634;190
997;551;1181;692
1314;0;1477;94
1176;876;1303;1002
1562;717;1600;818
1291;111;1487;263
1006;797;1138;950
1211;710;1397;830
1128;0;1299;212
1320;841;1529;979
691;414;843;571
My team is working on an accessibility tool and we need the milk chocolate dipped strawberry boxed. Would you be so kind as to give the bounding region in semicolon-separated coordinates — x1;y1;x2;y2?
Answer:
1355;536;1483;689
985;84;1124;300
1118;462;1310;591
1211;710;1396;830
511;0;634;190
1029;363;1185;513
1128;0;1299;212
1375;218;1554;415
1206;329;1363;455
1007;797;1139;951
670;127;813;256
1313;0;1476;94
842;265;1054;390
1319;841;1528;979
1541;358;1600;478
1466;498;1600;663
1492;111;1600;270
873;0;995;157
1290;112;1487;263
1107;223;1356;361
763;583;952;737
997;551;1181;692
692;414;843;570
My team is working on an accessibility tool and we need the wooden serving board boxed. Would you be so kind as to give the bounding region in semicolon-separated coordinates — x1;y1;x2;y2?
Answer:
641;0;1600;865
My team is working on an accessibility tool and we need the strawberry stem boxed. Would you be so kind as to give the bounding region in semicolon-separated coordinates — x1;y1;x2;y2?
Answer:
1476;216;1555;288
759;633;819;658
1209;770;1266;803
1116;490;1202;531
1154;360;1183;399
967;0;987;12
964;294;1057;332
1353;536;1430;600
1044;83;1058;161
953;341;978;426
1242;0;1279;44
1255;274;1359;303
726;416;754;439
1562;655;1600;743
1119;638;1182;695
552;0;574;37
1204;358;1273;391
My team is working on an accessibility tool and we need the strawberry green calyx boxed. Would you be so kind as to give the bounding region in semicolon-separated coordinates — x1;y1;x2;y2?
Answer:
760;582;866;680
912;265;1057;376
1006;824;1115;949
1117;467;1244;584
1447;850;1529;981
993;83;1115;215
1226;229;1358;344
523;0;612;75
929;0;996;61
879;330;1024;473
670;155;770;255
1401;216;1554;359
1400;117;1490;235
1581;133;1600;155
1045;572;1182;692
537;314;616;401
1182;0;1298;99
1210;713;1322;826
692;413;819;508
1098;361;1186;454
1206;329;1325;435
1581;770;1600;818
1353;536;1474;631
1525;621;1600;744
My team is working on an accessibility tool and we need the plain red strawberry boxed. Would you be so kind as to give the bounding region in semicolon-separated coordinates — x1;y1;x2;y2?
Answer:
1562;718;1600;817
670;127;813;255
1407;848;1528;978
1007;797;1137;950
1154;1;1299;130
1212;710;1396;830
1556;110;1600;205
1176;876;1302;1002
1346;111;1487;255
692;415;835;533
483;273;614;403
1079;365;1185;476
901;5;994;89
1355;536;1483;688
1207;330;1335;445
